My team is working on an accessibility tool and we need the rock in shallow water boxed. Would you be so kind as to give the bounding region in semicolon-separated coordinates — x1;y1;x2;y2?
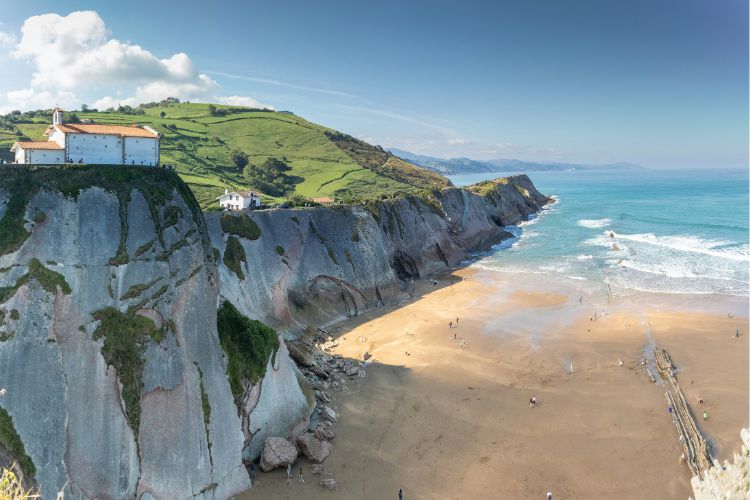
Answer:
260;437;298;472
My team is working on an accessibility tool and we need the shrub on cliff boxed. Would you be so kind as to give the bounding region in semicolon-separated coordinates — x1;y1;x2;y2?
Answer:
91;308;168;437
223;236;246;280
220;212;261;240
216;302;279;400
0;408;36;480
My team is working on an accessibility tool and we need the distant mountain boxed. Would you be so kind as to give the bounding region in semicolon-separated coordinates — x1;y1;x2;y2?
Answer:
388;148;644;175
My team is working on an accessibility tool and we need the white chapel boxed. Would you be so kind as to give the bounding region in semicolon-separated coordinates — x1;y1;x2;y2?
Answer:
11;108;160;166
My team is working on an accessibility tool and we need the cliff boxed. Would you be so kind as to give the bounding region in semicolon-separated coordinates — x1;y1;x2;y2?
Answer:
209;174;548;333
690;429;750;500
0;166;547;499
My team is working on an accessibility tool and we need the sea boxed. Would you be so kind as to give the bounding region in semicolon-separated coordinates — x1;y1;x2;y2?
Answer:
449;169;749;298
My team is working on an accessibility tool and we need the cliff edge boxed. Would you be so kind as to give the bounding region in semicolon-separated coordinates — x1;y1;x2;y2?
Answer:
0;166;548;499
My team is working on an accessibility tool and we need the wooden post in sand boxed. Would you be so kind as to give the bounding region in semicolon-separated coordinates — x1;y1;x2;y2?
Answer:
654;345;713;479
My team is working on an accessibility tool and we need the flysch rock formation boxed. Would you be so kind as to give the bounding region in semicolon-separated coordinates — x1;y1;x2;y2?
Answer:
691;429;750;500
0;167;548;499
208;174;549;334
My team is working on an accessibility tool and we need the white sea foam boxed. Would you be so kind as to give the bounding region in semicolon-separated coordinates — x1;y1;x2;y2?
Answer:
576;254;594;261
611;233;749;262
577;218;611;229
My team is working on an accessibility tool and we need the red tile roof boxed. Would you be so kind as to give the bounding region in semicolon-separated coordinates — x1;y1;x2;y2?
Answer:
11;141;64;151
52;123;158;138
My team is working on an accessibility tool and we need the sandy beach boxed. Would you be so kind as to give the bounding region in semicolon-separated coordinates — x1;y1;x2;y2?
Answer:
247;268;748;499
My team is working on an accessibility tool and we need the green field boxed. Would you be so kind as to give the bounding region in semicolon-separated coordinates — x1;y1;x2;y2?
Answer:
0;103;450;208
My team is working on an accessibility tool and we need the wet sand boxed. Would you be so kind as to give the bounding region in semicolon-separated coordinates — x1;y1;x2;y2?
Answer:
247;268;748;499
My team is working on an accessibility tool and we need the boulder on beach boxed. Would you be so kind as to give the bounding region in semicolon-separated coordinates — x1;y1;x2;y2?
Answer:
260;437;298;472
320;477;337;490
296;432;331;463
321;405;337;423
314;425;335;441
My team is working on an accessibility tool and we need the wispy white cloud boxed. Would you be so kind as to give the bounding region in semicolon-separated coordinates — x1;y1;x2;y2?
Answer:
332;103;457;135
1;11;272;112
206;70;356;98
0;31;15;47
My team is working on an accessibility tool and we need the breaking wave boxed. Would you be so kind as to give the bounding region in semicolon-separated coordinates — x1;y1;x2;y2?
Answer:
577;218;611;229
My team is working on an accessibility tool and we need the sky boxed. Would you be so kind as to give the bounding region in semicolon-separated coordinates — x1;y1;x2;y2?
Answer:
0;0;747;168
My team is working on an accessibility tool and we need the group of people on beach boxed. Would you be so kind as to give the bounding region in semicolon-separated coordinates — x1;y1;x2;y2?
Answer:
448;317;467;348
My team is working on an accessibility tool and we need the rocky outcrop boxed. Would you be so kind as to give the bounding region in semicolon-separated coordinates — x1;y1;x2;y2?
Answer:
0;167;547;499
0;168;249;499
690;429;750;500
259;437;298;472
295;433;331;463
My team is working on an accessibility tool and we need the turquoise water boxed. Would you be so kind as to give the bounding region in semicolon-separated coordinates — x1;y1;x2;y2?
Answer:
450;169;749;296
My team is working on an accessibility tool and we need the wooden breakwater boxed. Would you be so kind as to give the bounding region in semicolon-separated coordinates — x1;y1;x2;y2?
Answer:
654;345;714;478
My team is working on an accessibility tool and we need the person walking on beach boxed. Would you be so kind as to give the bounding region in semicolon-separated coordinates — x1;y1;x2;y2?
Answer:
736;328;740;338
299;466;304;483
530;395;537;408
449;321;453;329
399;488;403;500
703;410;710;422
547;492;552;500
456;317;459;323
698;395;704;405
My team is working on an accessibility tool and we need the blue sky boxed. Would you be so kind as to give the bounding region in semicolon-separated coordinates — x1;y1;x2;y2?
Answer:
0;0;746;168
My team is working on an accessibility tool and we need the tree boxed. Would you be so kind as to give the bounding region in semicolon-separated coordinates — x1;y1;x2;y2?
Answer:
160;111;166;118
208;104;217;116
231;150;249;169
243;157;296;197
81;104;89;112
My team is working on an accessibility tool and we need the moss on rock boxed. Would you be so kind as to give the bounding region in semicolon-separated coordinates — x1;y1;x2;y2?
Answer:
163;206;182;228
0;407;35;480
223;236;246;280
216;302;279;402
0;166;205;258
220;212;261;240
0;259;71;304
91;307;168;437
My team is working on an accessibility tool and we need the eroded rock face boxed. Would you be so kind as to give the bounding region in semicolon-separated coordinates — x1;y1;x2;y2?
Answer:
0;178;250;499
259;437;298;472
209;175;549;334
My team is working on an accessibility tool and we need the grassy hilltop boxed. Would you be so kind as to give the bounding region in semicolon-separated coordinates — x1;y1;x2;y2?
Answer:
0;103;450;208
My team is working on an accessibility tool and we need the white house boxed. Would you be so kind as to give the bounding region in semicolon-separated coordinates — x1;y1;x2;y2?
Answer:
10;141;65;164
218;189;262;211
10;108;160;166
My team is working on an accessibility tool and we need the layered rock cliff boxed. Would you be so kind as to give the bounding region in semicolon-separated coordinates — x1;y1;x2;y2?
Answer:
0;166;547;499
209;174;548;333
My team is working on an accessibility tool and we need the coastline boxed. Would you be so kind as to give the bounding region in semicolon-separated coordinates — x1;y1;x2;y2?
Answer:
246;266;748;499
